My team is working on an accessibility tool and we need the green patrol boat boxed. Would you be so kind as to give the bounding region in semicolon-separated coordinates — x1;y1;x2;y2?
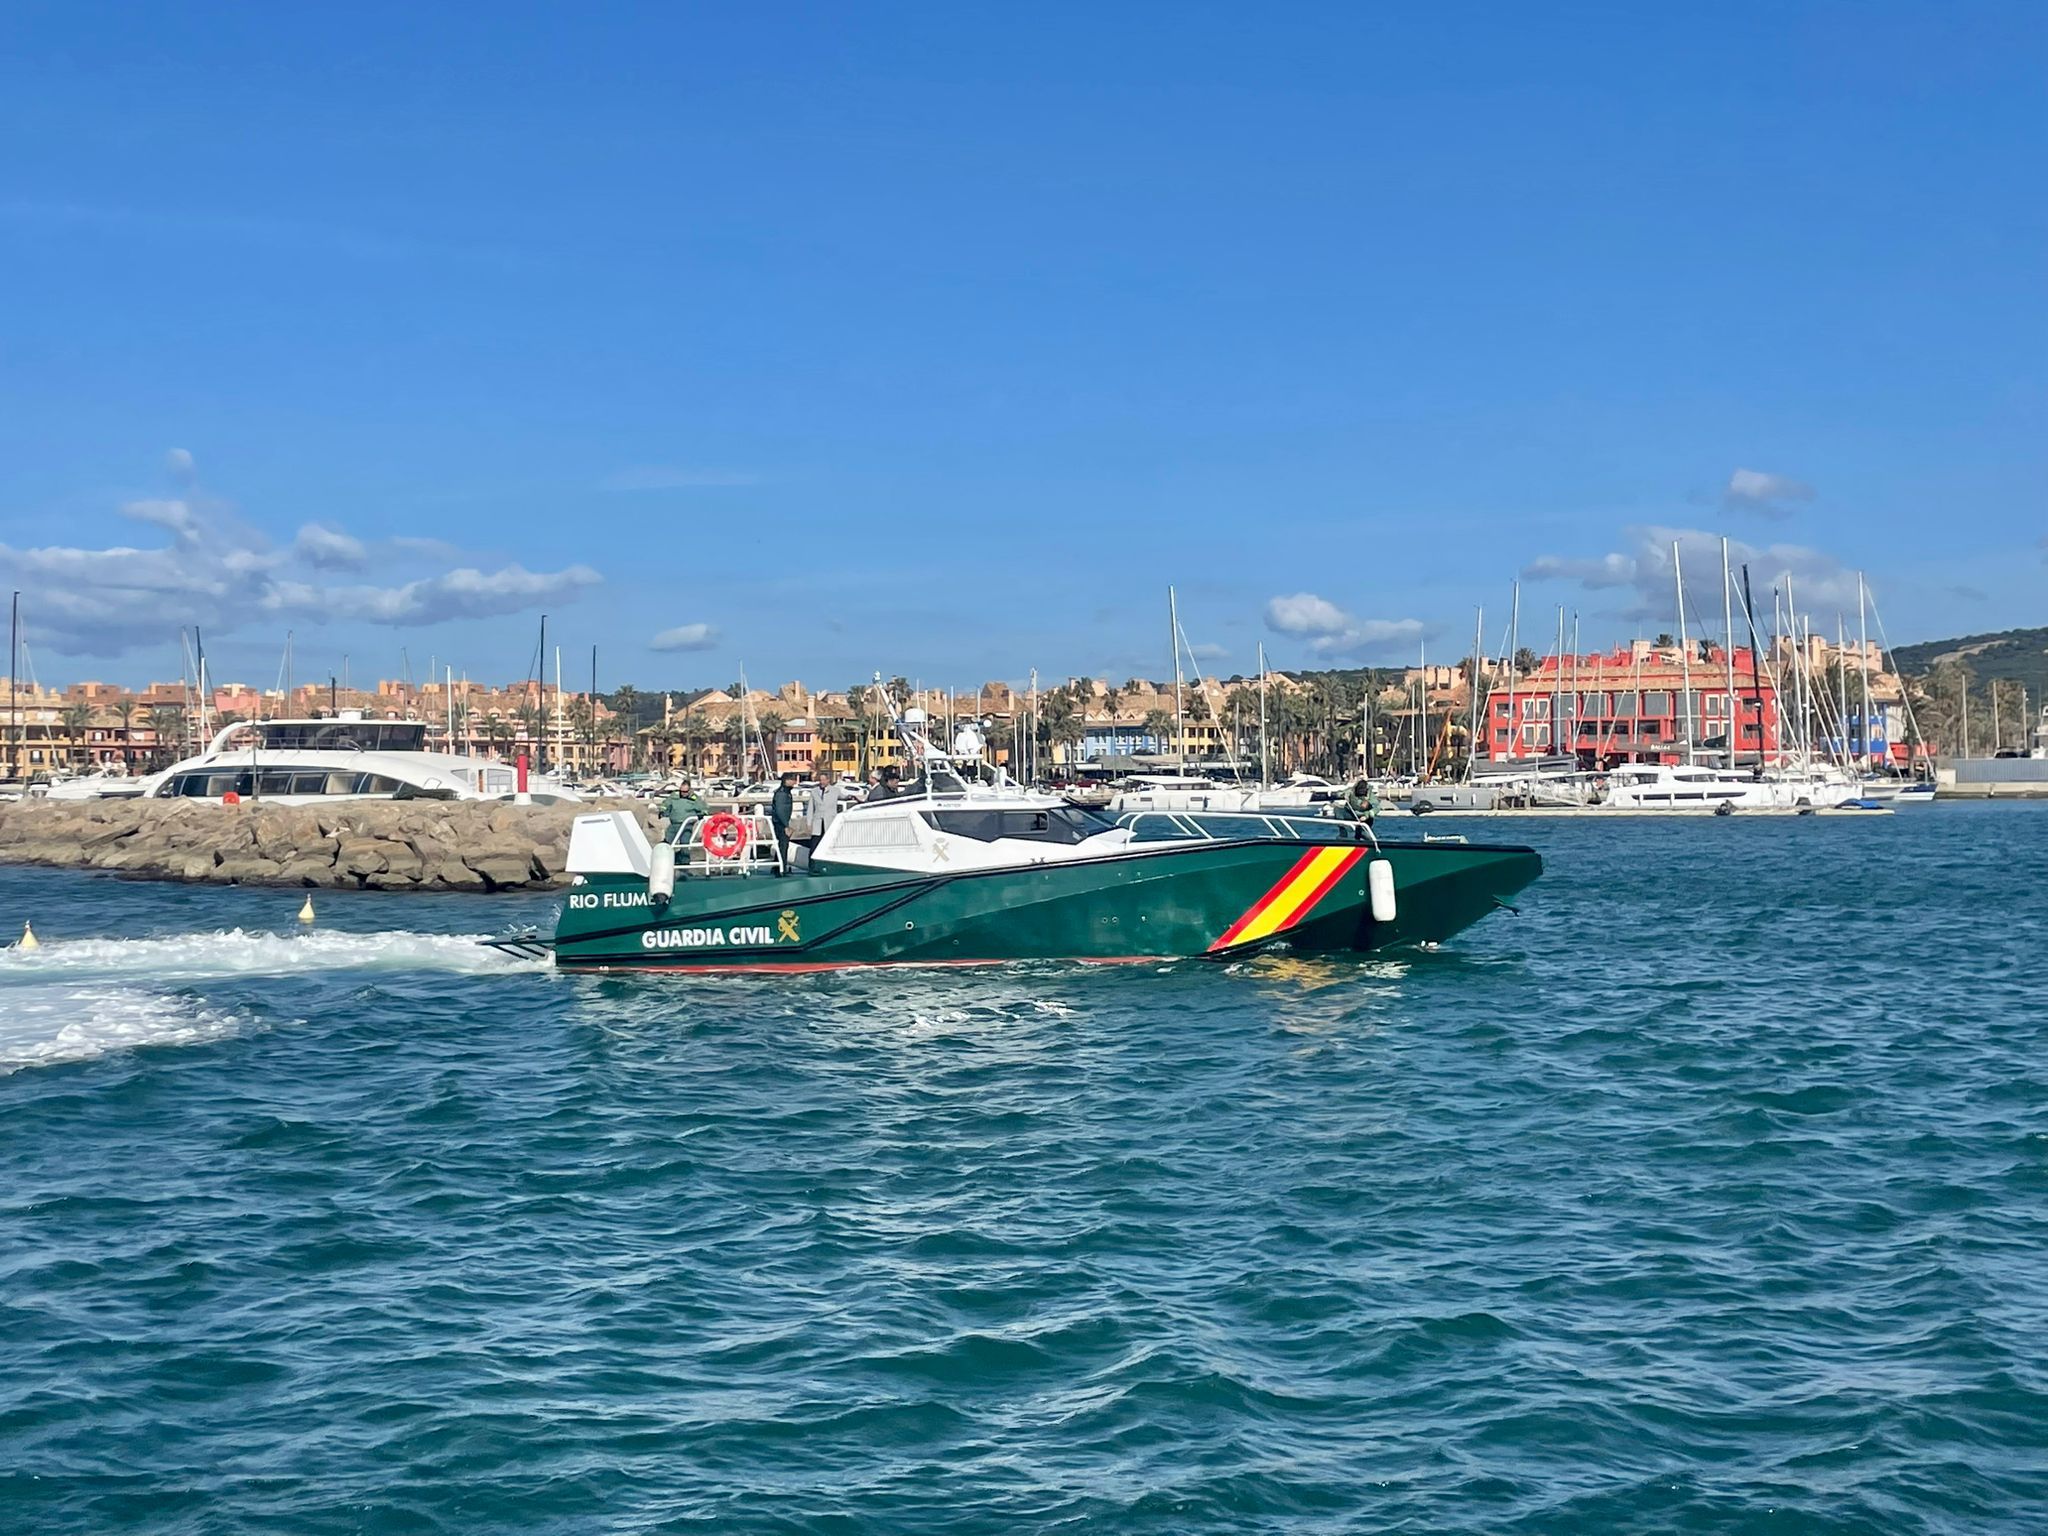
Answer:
506;792;1540;973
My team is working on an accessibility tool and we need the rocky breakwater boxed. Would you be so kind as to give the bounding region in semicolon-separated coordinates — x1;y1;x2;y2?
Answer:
0;797;662;891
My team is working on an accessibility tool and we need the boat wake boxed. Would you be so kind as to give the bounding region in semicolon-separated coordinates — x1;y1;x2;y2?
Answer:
0;985;250;1075
0;929;541;1075
0;928;540;984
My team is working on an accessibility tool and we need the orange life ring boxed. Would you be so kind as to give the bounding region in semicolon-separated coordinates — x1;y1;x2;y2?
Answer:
700;812;749;860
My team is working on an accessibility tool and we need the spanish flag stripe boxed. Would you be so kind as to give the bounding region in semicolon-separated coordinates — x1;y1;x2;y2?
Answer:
1237;847;1361;944
1272;847;1366;935
1210;846;1366;952
1210;849;1324;950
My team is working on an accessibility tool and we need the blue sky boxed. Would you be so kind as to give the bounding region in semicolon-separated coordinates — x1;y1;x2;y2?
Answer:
2;3;2042;692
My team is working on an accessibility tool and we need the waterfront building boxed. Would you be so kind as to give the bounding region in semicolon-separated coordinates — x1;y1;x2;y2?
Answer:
1478;640;1916;769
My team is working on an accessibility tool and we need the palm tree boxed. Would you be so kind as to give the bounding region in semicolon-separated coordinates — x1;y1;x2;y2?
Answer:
114;698;139;767
1142;708;1175;758
677;706;708;776
644;720;675;773
611;684;642;765
61;701;95;767
983;714;1015;770
148;703;187;764
846;685;876;775
1038;687;1082;776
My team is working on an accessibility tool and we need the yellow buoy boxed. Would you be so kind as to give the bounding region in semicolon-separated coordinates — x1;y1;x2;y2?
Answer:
297;896;315;925
18;919;40;951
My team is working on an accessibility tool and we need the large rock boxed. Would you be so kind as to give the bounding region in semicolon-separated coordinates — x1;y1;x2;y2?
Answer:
216;854;286;885
0;794;643;893
335;836;395;877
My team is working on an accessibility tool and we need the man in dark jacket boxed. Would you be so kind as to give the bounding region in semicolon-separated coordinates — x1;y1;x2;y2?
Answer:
769;771;799;872
867;765;901;803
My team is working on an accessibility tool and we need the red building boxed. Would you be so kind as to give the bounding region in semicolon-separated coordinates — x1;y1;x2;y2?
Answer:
1483;643;1783;767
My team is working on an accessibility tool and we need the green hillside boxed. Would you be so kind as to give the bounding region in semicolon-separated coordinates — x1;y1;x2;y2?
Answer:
1890;627;2048;699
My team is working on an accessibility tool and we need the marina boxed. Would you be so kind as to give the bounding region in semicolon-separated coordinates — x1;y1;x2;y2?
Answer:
4;4;2044;1532
4;804;2042;1532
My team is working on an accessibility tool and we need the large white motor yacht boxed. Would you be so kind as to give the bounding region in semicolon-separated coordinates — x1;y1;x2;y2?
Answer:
1603;762;1857;811
132;713;583;806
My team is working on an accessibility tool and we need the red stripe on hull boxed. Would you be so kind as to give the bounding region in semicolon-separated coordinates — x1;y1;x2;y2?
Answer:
560;956;1159;975
1276;848;1366;934
1209;848;1325;950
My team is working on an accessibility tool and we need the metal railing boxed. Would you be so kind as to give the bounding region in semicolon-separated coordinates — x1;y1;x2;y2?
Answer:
1115;809;1380;849
666;810;788;876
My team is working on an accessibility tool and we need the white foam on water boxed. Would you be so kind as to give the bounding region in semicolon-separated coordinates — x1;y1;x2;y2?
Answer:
0;928;544;1075
0;984;250;1075
0;927;543;984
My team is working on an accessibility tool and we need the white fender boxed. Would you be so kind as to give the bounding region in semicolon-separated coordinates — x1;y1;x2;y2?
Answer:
647;842;676;907
1368;857;1397;923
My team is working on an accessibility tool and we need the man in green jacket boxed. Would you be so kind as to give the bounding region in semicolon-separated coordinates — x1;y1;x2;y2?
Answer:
661;780;710;842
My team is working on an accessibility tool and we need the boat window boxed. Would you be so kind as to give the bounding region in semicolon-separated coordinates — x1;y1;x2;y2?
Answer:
257;721;428;752
324;771;363;796
925;808;1115;845
359;774;401;795
290;772;329;795
256;771;296;795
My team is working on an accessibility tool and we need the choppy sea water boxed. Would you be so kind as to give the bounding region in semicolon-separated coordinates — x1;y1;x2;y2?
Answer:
1;806;2044;1534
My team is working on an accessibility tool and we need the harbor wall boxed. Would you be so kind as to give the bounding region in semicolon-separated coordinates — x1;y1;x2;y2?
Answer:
0;797;665;890
1937;759;2048;800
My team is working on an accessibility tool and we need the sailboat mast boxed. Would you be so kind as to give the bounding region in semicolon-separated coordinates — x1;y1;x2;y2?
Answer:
1784;576;1803;770
1469;606;1483;780
1169;586;1186;771
1857;576;1873;772
1673;541;1694;766
1414;638;1425;779
1552;607;1564;749
1506;581;1521;761
195;627;211;744
7;591;17;782
1245;638;1261;786
535;614;548;772
1567;612;1579;763
1631;645;1643;764
1720;538;1738;770
1739;565;1766;773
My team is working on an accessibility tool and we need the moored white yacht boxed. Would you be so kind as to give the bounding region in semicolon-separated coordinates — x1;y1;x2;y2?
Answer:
131;713;583;805
1602;762;1857;811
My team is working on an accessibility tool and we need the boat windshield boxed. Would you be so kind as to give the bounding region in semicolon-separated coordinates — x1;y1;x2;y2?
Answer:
923;807;1117;845
252;721;428;752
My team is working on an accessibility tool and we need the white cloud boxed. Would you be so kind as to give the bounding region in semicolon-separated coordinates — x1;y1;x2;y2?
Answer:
1520;551;1636;589
294;522;367;570
119;498;200;539
0;472;601;656
281;564;601;625
1265;592;1353;637
165;447;196;480
1187;641;1228;662
650;622;720;652
1522;525;1858;625
1263;593;1422;660
1724;467;1815;519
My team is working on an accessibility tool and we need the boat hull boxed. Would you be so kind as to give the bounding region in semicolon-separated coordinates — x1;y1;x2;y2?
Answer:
549;837;1541;971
